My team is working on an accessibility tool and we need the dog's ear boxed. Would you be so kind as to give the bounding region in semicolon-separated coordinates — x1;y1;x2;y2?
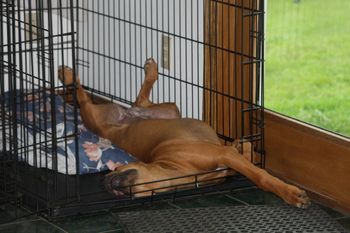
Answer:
105;169;139;195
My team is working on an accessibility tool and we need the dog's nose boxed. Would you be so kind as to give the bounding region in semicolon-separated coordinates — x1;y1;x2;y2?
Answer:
104;169;138;196
104;172;128;195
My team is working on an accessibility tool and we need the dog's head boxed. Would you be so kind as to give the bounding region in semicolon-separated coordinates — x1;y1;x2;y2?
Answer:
104;162;158;198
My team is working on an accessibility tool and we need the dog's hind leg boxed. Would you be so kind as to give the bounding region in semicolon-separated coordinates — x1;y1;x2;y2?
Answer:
133;58;180;118
133;58;158;108
219;147;311;208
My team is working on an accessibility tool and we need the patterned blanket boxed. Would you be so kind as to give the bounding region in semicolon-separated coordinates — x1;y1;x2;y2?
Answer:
0;90;136;175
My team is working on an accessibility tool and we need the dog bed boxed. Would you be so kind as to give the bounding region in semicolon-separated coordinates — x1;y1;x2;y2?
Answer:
0;89;136;175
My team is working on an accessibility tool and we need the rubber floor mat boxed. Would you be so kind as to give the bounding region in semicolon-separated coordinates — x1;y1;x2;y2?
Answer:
117;204;348;233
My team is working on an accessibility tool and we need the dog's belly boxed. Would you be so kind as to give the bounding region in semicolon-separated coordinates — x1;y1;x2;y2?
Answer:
120;106;178;124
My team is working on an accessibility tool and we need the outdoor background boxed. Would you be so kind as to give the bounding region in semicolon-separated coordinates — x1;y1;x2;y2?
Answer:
265;0;350;137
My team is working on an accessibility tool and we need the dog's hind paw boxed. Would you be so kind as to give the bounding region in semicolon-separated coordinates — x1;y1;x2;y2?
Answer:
145;57;155;64
144;58;158;81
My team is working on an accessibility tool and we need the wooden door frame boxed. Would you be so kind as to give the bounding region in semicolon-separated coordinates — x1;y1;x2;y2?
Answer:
203;0;263;144
265;110;350;214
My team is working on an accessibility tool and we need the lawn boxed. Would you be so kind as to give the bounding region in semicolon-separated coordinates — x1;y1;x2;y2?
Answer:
265;0;350;137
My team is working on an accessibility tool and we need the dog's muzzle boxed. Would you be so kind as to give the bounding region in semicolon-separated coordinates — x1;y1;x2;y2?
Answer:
104;169;138;197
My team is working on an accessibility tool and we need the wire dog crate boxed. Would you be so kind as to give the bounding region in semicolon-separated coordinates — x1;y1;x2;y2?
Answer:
0;0;264;219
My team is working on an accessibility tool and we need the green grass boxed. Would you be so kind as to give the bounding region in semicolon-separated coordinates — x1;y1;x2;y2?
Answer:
265;0;350;137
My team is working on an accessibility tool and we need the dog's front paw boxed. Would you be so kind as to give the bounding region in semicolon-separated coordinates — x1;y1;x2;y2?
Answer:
283;186;311;209
144;58;158;81
58;65;80;86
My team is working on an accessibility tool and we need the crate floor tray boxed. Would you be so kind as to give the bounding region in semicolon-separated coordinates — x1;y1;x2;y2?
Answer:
117;205;348;233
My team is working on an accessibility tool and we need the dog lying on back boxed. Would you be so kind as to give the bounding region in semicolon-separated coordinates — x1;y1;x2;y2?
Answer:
58;58;310;208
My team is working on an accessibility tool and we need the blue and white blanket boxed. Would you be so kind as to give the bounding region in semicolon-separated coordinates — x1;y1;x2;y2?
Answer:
0;90;136;175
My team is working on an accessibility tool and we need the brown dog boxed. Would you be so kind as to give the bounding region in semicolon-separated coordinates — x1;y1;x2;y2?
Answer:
58;59;310;208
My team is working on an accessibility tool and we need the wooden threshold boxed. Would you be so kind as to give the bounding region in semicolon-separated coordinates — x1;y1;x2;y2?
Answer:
265;110;350;214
